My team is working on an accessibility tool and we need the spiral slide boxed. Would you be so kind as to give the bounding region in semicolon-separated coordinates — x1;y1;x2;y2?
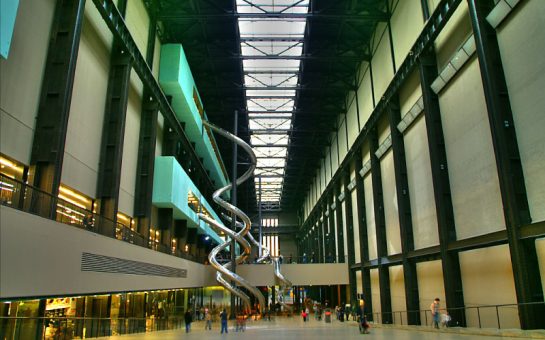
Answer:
197;120;266;314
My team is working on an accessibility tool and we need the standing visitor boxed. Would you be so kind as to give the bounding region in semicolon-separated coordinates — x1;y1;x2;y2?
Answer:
220;309;228;334
205;309;212;330
430;298;440;329
184;309;192;333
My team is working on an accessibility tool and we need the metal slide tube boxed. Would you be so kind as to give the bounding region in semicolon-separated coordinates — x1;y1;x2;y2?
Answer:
273;257;293;312
198;120;266;314
221;212;270;263
223;214;292;311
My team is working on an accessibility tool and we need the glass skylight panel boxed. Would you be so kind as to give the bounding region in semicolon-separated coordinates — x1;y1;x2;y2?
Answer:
241;42;303;57
243;59;300;71
250;134;289;145
237;0;309;207
245;74;298;87
246;90;296;97
247;98;294;111
250;118;291;130
255;176;283;183
237;0;309;14
257;158;286;168
239;20;306;37
254;147;288;158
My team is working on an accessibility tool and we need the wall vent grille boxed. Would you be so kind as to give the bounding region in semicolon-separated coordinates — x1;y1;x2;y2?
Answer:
81;252;187;278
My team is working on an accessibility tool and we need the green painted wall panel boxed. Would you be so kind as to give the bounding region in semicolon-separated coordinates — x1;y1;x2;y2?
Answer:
152;156;231;247
159;44;228;189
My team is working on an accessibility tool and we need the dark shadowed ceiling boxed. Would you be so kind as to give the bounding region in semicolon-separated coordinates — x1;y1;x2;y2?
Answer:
145;0;386;213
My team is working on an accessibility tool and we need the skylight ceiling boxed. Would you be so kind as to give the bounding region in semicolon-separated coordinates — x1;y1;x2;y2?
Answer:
236;0;309;210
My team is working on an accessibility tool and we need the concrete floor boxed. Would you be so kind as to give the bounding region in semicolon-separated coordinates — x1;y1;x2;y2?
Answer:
96;317;530;340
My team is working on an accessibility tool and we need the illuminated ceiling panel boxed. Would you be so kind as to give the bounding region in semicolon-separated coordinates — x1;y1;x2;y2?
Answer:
237;0;308;209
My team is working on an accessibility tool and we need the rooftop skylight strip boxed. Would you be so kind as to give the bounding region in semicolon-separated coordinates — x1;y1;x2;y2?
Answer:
237;0;308;206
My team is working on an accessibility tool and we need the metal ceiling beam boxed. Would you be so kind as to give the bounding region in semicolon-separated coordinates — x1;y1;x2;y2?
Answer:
239;54;370;61
244;70;300;75
241;37;305;42
158;12;389;21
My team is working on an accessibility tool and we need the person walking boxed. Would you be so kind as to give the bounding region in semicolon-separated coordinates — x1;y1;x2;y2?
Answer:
430;298;440;329
205;308;212;330
220;308;228;334
184;309;193;333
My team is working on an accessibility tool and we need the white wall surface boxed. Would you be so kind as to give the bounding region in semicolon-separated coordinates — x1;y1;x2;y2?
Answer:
497;0;545;222
399;71;422;116
404;116;439;249
381;151;402;255
62;5;112;197
356;271;363;295
434;1;472;70
416;260;446;324
347;94;359;146
439;58;505;240
371;24;395;102
0;206;210;299
0;0;55;164
118;73;143;215
390;0;425;69
125;0;150;58
352;189;361;263
357;67;375;125
459;245;519;329
389;265;406;325
370;268;381;316
364;174;377;260
537;238;545;295
338;119;348;160
341;200;348;259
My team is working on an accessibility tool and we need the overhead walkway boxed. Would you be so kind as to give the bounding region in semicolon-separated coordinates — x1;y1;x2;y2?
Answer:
236;263;349;286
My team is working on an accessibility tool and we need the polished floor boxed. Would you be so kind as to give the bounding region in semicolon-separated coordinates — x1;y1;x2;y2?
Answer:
96;317;532;339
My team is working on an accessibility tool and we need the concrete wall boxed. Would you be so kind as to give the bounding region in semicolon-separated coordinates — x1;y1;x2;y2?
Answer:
62;3;112;197
459;245;519;328
416;260;446;325
497;0;545;223
0;0;55;164
389;265;406;325
0;206;209;299
438;57;505;239
381;151;402;255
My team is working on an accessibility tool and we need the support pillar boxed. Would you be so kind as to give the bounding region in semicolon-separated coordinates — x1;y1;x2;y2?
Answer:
354;151;373;320
369;128;393;324
96;0;131;223
388;97;420;325
419;48;466;326
28;0;87;218
343;170;357;304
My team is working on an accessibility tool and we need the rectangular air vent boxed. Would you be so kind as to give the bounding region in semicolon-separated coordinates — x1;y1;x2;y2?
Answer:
81;252;187;278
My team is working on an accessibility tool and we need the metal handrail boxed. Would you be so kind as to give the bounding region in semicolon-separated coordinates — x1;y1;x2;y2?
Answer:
364;301;544;329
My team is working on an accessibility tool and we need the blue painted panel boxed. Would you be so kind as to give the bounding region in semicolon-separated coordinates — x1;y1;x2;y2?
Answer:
1;0;19;59
152;156;233;249
159;44;228;190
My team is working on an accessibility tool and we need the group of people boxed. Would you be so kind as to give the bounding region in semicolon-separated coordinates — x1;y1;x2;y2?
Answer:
184;308;230;333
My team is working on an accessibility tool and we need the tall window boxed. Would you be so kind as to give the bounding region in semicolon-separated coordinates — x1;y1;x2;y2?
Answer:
261;218;279;256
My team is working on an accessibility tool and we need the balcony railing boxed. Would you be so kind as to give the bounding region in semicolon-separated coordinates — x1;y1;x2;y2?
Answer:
0;173;206;263
365;301;545;330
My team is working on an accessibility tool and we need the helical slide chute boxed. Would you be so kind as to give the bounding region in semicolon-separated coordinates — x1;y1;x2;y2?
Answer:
197;120;266;314
222;213;292;312
273;257;293;312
